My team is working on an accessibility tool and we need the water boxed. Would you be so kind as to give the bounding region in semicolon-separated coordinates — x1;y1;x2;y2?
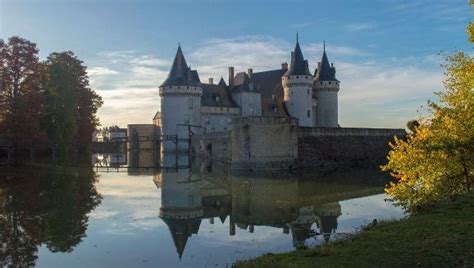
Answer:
0;155;405;267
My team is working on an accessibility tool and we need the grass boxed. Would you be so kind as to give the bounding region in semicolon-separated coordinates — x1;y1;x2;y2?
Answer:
236;192;474;268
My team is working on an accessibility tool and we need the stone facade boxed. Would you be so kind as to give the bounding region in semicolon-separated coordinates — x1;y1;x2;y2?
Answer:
155;38;340;154
313;81;339;127
190;124;406;171
298;127;406;168
282;75;313;126
127;124;158;168
231;117;299;171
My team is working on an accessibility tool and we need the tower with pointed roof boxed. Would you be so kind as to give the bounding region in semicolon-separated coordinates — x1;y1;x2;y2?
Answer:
159;44;203;152
313;42;340;127
282;34;314;127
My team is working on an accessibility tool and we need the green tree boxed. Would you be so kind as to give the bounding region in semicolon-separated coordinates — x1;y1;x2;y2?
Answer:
382;55;473;212
0;37;44;150
42;51;102;159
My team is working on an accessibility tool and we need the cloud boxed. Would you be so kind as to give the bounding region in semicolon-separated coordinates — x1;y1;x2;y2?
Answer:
337;60;443;128
89;35;444;129
89;50;169;127
88;67;119;76
344;22;376;32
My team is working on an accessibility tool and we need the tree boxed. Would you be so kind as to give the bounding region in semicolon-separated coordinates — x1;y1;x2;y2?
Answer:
42;51;102;159
406;120;420;133
382;51;473;212
0;37;44;150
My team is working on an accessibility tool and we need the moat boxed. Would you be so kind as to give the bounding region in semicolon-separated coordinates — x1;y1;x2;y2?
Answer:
0;155;405;267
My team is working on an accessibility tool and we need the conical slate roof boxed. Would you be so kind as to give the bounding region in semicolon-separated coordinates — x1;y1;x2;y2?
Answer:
314;44;338;82
217;77;227;87
284;36;311;76
162;217;202;259
161;44;201;87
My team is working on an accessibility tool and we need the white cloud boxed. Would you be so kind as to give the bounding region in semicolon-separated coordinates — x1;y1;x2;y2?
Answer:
88;67;119;76
89;51;169;127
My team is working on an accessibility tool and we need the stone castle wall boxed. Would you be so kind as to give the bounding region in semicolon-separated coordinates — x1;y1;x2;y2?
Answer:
127;124;158;168
190;131;231;163
190;120;406;171
298;127;406;169
231;117;299;171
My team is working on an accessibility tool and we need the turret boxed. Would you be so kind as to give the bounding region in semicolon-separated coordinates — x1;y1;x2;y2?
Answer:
156;158;203;259
282;34;313;127
313;42;340;127
159;44;203;153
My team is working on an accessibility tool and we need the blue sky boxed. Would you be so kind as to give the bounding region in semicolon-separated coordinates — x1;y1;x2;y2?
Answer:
1;0;472;127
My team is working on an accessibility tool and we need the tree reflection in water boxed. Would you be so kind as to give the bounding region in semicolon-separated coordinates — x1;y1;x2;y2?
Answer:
0;164;102;267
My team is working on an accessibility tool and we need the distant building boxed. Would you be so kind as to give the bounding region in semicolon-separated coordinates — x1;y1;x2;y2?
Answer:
156;37;340;153
104;127;127;141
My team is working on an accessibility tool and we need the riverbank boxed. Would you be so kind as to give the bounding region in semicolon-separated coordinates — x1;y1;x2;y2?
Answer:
237;192;474;267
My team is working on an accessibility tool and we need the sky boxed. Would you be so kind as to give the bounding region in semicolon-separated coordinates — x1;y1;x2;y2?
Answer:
0;0;472;128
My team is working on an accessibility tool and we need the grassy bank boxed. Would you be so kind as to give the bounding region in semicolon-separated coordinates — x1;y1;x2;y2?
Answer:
237;192;474;267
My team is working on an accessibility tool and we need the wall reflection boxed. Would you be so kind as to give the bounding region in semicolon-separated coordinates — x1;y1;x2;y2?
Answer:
155;153;385;259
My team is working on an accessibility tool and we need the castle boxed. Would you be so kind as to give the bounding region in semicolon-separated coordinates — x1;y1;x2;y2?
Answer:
156;37;340;153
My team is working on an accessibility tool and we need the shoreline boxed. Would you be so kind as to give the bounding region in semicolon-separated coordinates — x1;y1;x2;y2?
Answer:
236;192;474;267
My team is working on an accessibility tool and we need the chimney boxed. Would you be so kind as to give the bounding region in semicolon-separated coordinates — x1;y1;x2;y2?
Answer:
229;217;236;236
247;68;253;79
281;62;288;70
228;67;234;86
208;77;213;84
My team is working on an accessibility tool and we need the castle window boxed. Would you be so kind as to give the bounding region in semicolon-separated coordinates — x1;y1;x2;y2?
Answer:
249;104;255;116
188;99;193;109
329;81;332;84
320;82;323;85
307;110;310;118
307;88;310;94
228;118;232;124
205;117;210;124
184;115;190;124
296;76;299;79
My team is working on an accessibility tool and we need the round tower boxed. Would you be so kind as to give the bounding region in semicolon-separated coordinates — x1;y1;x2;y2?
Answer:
159;44;202;153
282;35;314;127
313;43;339;128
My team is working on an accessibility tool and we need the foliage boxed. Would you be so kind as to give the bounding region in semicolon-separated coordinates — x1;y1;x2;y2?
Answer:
0;37;45;148
0;36;102;160
381;9;474;212
41;51;102;158
468;21;474;43
382;52;474;212
406;119;420;133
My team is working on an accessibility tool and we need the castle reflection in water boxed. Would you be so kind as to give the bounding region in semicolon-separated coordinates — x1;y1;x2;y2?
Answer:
93;152;387;259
